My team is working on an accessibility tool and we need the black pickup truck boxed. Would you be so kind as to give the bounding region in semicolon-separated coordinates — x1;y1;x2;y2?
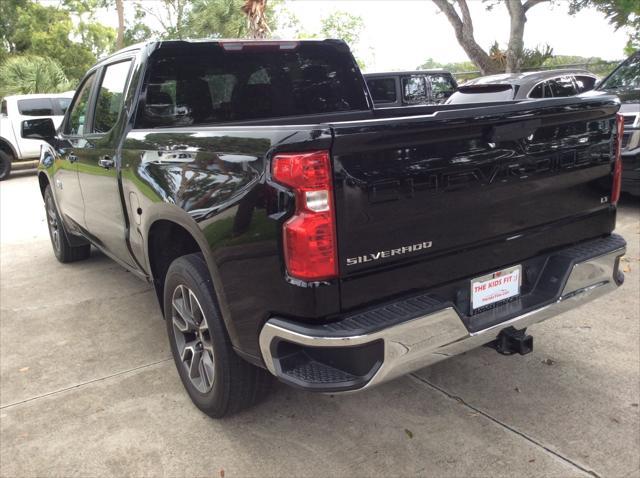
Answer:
26;39;626;418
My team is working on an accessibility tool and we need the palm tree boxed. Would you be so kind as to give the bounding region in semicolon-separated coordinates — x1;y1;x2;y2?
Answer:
241;0;270;39
0;56;71;96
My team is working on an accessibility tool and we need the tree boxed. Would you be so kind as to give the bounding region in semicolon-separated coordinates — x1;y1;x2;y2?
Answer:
242;0;269;39
0;56;71;96
0;0;116;83
186;0;280;39
568;0;640;55
319;11;364;48
431;0;550;74
115;0;125;49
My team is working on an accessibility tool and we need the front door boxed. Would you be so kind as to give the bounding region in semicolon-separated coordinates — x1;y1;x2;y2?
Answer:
76;59;136;267
54;72;97;233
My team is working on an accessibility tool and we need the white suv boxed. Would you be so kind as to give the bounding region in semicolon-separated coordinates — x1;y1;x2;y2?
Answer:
0;92;74;180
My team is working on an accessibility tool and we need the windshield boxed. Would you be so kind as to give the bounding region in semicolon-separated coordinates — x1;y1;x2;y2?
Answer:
599;53;640;91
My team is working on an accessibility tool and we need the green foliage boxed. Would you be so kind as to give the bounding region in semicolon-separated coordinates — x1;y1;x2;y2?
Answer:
319;11;364;48
0;55;71;96
569;0;640;56
186;0;277;39
0;0;117;84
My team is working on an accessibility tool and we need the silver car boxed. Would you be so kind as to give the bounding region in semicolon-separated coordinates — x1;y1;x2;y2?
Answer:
447;69;597;104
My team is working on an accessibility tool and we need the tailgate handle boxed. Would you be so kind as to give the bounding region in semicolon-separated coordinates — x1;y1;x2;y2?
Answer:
485;119;541;142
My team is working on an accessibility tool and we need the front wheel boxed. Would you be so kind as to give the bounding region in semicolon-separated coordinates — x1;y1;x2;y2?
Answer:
164;253;271;418
44;185;91;263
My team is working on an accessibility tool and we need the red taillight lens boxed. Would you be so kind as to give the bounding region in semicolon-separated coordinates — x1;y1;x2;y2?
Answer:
612;113;624;205
272;151;337;281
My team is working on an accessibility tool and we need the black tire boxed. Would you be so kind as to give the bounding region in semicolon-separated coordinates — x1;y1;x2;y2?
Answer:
0;150;12;180
164;253;271;418
44;185;91;263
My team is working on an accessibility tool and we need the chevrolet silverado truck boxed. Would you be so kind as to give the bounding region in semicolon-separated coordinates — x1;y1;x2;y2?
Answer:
26;39;626;418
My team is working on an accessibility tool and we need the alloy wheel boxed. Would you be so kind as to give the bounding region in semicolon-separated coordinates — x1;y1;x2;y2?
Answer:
46;195;61;252
171;284;215;393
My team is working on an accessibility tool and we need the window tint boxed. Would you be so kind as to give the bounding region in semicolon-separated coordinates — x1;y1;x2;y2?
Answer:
137;43;368;128
17;98;54;116
93;61;132;133
548;76;577;97
1;100;7;116
56;98;72;114
367;78;397;103
599;53;640;90
529;83;542;98
402;76;427;105
429;74;456;101
574;75;596;93
66;73;96;136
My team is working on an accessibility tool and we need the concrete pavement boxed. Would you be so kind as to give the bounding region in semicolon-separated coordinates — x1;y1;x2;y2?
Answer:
1;172;639;477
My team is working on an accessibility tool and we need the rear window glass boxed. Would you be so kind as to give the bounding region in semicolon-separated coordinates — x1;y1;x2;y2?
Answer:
429;74;456;101
446;85;514;104
137;42;368;128
367;78;397;103
17;98;55;116
574;76;596;93
402;76;427;105
56;98;72;114
548;76;577;97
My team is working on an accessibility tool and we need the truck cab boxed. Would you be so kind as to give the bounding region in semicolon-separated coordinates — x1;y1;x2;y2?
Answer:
365;70;458;107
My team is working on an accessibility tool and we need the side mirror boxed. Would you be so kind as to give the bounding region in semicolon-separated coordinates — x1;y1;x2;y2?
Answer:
22;118;56;143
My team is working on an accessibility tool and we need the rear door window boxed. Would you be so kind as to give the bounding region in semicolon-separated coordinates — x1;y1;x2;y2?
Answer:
574;75;596;93
548;76;578;97
402;76;427;105
17;98;55;116
367;78;397;104
137;42;368;128
428;74;456;101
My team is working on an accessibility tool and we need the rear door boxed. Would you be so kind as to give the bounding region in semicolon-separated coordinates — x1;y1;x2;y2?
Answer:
76;58;136;266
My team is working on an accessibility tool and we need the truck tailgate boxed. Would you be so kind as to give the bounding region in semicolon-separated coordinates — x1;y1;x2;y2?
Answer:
329;95;619;309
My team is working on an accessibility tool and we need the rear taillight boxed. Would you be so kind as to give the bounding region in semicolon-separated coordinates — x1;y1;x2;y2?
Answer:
612;113;624;205
272;151;337;281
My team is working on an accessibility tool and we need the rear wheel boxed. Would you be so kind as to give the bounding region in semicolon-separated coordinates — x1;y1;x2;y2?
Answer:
0;150;12;180
44;185;91;263
164;253;271;418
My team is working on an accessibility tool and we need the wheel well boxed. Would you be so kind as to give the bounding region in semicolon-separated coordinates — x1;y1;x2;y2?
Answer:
148;220;202;314
38;173;49;198
0;139;16;159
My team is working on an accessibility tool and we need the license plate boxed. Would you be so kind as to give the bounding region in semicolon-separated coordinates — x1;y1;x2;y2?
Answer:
471;265;521;313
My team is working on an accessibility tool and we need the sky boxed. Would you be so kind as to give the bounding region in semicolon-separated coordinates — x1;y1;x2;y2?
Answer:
93;0;631;72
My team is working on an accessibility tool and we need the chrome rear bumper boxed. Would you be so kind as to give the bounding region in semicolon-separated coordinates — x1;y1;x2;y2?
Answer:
259;237;625;392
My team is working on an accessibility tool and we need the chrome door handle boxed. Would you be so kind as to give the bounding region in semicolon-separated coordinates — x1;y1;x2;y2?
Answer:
68;154;78;163
98;156;115;169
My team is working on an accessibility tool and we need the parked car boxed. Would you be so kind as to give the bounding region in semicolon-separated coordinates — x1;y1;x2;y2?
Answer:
446;69;597;104
29;39;626;418
597;50;640;196
0;92;73;180
365;70;458;106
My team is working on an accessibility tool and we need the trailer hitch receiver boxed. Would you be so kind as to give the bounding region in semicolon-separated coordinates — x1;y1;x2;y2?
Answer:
489;327;533;356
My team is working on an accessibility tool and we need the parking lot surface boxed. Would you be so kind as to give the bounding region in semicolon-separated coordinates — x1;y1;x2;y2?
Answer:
1;172;639;477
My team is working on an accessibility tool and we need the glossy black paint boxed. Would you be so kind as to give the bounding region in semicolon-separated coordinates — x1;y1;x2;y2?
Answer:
37;39;622;366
